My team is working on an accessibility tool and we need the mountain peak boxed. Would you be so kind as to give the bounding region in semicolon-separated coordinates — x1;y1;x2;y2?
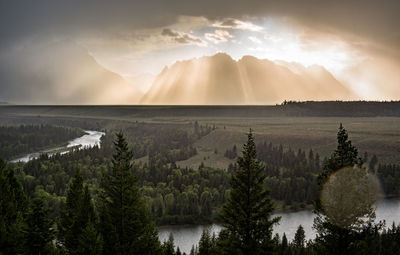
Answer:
141;54;355;105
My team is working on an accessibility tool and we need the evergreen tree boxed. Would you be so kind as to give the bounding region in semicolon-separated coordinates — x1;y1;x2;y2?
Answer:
162;233;175;255
293;225;305;249
314;124;372;255
77;186;102;254
58;169;83;252
317;123;362;186
0;158;27;254
99;132;161;255
220;130;280;255
293;225;305;255
198;229;214;255
24;196;55;254
280;233;289;255
58;170;100;254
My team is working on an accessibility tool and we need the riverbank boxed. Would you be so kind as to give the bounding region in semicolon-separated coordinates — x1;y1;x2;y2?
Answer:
10;130;105;163
158;198;400;254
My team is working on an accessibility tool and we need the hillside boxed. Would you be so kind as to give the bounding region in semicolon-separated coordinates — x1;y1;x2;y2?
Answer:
0;41;143;104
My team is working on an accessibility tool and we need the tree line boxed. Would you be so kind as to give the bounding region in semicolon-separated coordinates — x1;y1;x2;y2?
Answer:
0;124;84;160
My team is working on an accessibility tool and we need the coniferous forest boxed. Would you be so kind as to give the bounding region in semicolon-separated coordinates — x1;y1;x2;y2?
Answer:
1;121;400;254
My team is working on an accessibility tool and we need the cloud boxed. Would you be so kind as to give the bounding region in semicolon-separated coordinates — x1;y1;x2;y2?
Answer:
205;30;233;44
1;0;399;54
161;28;206;46
212;18;263;31
162;28;180;37
248;36;262;44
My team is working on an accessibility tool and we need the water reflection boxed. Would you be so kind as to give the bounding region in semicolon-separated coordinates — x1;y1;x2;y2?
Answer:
158;198;400;254
11;130;105;162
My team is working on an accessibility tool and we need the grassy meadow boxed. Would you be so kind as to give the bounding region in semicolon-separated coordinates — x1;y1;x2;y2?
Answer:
1;105;399;168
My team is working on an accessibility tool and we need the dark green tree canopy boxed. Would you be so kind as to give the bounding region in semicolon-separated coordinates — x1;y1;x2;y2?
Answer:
58;169;100;254
220;130;280;255
318;123;363;186
24;196;55;255
0;158;27;254
99;132;161;255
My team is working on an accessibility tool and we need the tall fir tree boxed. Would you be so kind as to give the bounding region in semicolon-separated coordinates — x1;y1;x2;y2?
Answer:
162;233;175;255
220;130;280;255
77;186;102;255
24;196;55;254
314;124;370;255
198;229;215;255
0;158;27;254
280;233;289;255
58;170;100;254
293;225;306;255
317;123;363;186
99;132;161;255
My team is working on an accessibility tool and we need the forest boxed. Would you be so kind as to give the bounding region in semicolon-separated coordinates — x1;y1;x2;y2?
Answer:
1;120;400;254
0;125;84;160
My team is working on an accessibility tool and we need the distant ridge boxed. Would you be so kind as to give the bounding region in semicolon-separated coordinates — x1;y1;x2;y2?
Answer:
1;101;399;118
141;53;356;105
0;40;143;104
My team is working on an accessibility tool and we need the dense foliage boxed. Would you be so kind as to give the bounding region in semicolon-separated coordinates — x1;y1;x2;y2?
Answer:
0;158;27;254
1;121;400;254
0;124;84;160
7;122;399;227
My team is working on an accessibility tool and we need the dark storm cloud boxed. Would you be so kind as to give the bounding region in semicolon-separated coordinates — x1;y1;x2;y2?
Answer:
161;28;180;37
1;0;399;51
220;19;238;27
161;28;203;44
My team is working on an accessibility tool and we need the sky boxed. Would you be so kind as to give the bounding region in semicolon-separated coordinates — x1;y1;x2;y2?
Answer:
0;0;399;103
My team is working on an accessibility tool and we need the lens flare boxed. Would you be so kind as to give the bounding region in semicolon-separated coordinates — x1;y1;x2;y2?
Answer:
320;166;383;229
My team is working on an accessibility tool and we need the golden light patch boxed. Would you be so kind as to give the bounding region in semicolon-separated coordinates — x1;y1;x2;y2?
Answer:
321;166;382;230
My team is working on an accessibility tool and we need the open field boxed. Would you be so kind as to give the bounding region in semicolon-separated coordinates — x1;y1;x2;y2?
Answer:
1;105;399;167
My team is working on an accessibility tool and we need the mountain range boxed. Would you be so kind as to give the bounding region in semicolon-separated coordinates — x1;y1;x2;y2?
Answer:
0;42;356;105
141;53;355;104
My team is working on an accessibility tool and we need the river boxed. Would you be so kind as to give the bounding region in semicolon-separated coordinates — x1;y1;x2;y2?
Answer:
158;198;400;254
11;130;105;162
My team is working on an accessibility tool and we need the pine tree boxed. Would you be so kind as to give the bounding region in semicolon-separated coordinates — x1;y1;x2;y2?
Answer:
0;158;27;254
58;169;83;252
281;233;289;255
317;123;362;186
198;229;214;255
293;225;305;249
58;170;101;254
99;132;161;255
77;186;102;254
24;196;55;254
293;225;305;255
314;124;372;255
220;130;280;255
162;233;175;255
